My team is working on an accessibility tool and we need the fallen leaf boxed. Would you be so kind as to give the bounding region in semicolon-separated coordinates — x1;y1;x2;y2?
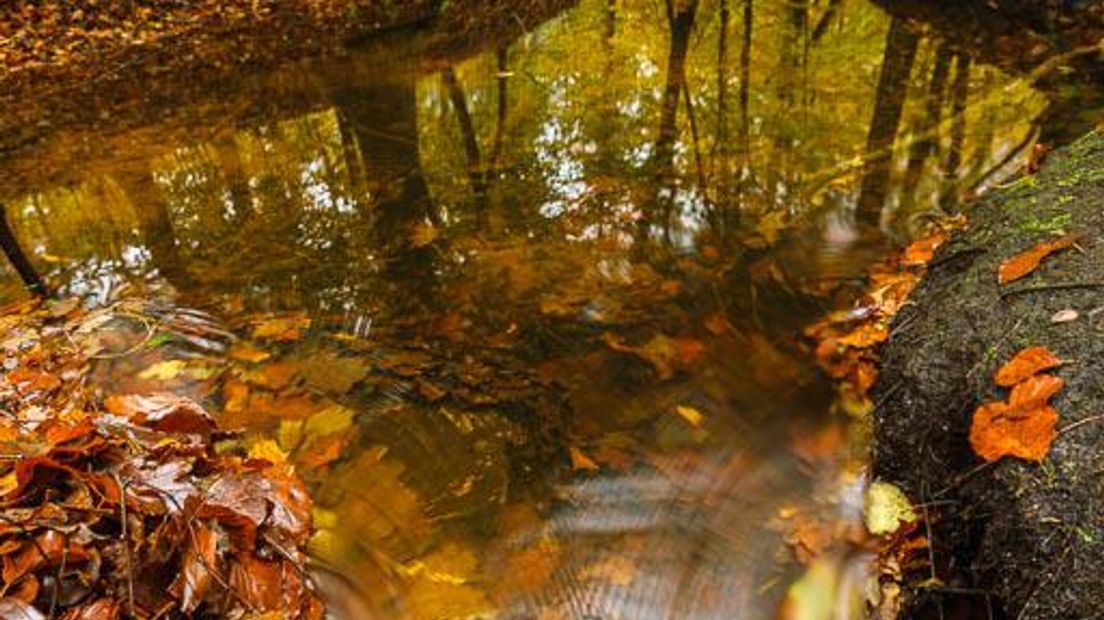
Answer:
836;323;888;349
998;235;1077;284
0;598;45;620
252;314;311;341
138;359;187;381
248;439;288;464
293;350;368;394
568;446;599;472
674;405;704;428
863;481;917;536
1008;374;1063;408
901;230;947;266
994;346;1062;387
230;342;271;363
969;401;1057;462
104;393;216;436
1050;309;1078;323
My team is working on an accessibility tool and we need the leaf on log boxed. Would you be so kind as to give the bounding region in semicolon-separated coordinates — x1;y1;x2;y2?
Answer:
997;235;1077;284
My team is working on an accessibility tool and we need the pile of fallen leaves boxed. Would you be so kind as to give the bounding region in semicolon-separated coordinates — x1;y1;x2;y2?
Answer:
803;215;968;417
0;298;322;619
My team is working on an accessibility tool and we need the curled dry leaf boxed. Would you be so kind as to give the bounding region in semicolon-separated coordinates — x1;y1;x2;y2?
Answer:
1050;309;1079;323
998;235;1077;285
994;346;1062;387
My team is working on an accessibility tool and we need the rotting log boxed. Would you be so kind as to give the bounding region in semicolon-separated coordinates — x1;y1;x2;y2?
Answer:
873;131;1104;619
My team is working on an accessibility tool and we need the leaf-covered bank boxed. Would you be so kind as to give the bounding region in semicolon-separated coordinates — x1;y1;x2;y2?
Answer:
874;131;1104;619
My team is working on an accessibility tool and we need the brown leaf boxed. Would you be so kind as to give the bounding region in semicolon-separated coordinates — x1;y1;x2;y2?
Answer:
229;556;284;611
104;393;216;436
994;346;1062;387
177;523;220;613
58;598;120;620
252;314;311;342
0;598;45;620
998;235;1077;284
969;401;1057;462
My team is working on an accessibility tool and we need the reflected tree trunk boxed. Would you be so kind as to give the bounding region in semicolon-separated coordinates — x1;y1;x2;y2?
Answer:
716;0;731;232
117;167;196;293
856;17;919;227
738;0;753;184
811;0;842;44
330;73;438;308
442;66;489;219
0;204;47;296
939;53;971;210
900;42;952;214
491;47;509;170
650;0;699;243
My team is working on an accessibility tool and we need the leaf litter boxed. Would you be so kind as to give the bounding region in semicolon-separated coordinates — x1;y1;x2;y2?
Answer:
0;298;324;618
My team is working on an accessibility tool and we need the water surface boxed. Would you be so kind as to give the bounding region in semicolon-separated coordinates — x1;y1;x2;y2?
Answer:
0;1;1088;617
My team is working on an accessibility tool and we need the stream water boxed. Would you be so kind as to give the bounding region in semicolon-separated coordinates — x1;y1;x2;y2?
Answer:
0;0;1095;618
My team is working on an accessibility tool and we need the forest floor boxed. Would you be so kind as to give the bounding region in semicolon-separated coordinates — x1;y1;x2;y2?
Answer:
0;0;434;95
873;131;1104;619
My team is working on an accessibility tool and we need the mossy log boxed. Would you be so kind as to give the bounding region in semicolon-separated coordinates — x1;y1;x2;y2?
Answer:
874;131;1104;619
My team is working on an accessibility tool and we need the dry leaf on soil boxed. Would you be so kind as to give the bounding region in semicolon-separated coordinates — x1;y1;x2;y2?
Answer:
997;235;1077;284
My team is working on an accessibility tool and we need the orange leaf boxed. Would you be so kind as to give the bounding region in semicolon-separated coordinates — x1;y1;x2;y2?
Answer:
1008;374;1063;408
836;323;888;349
998;235;1077;284
969;401;1057;462
901;230;947;266
994;346;1062;387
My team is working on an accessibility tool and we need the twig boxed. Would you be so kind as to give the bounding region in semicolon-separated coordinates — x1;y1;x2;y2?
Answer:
114;473;136;618
1001;281;1104;300
1058;414;1104;436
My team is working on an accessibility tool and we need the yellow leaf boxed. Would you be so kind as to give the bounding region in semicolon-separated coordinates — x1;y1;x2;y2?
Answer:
248;439;287;464
304;405;355;438
138;359;187;380
277;419;304;451
0;472;18;497
863;481;917;536
674;405;704;427
230;342;272;363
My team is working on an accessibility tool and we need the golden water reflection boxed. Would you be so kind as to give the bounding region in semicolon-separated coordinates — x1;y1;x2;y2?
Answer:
0;0;1085;617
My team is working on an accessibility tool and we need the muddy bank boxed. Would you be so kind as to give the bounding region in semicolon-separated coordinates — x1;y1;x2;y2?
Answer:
874;132;1104;618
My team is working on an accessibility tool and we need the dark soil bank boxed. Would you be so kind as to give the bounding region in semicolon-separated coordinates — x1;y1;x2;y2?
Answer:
874;132;1104;619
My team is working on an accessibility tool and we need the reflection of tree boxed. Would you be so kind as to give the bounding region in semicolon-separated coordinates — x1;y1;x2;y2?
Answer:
330;74;439;311
0;203;47;295
442;66;489;217
900;43;952;214
856;18;919;227
116;167;195;293
939;53;970;210
650;0;699;243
